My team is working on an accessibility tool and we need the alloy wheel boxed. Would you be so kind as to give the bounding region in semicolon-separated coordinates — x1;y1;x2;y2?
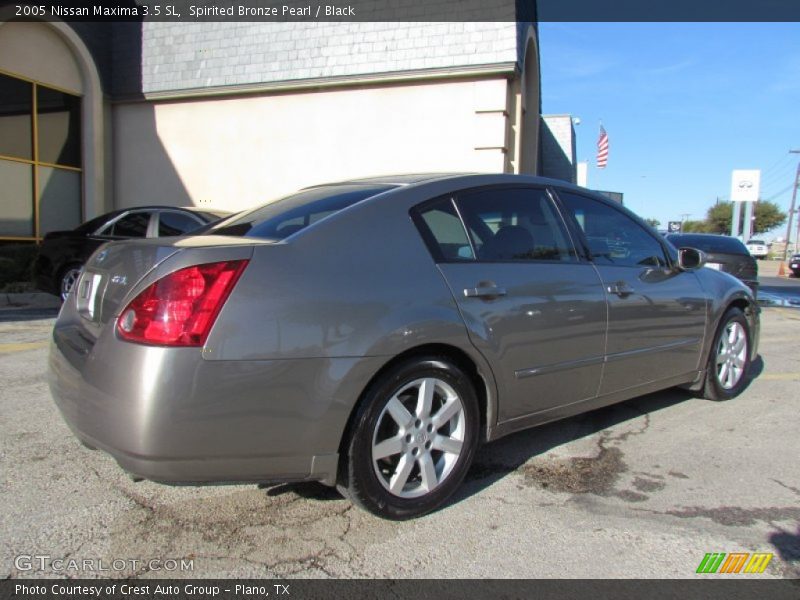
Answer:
715;320;747;390
371;377;465;499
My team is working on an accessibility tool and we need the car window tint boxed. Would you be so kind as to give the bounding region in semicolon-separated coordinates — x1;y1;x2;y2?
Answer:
456;187;576;262
416;198;475;261
208;184;392;240
109;212;151;237
559;192;668;268
158;211;204;236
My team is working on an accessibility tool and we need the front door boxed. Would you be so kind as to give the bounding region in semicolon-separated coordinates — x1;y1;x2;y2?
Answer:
555;191;707;395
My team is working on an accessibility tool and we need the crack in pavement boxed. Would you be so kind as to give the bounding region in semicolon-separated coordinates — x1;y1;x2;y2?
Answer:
105;483;391;578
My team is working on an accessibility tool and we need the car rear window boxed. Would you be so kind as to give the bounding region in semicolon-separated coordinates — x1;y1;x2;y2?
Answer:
206;184;393;240
666;234;748;255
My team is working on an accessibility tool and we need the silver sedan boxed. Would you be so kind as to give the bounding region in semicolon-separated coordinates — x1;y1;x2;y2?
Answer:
49;174;759;519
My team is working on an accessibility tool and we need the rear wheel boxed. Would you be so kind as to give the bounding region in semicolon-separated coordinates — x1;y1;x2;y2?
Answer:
339;356;479;520
702;307;751;401
59;264;82;301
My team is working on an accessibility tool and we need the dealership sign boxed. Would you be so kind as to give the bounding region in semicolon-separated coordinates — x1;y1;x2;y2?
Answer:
730;169;761;202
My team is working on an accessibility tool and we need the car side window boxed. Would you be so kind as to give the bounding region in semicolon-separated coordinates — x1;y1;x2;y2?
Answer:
107;212;151;237
415;197;475;261
455;187;577;262
158;211;204;236
558;192;668;268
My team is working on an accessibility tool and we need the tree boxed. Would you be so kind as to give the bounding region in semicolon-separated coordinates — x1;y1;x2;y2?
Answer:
704;201;787;235
753;201;788;234
645;218;660;228
681;220;709;233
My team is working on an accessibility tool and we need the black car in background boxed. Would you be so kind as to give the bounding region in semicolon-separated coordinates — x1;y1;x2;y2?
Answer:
666;233;758;295
34;206;230;300
789;253;800;277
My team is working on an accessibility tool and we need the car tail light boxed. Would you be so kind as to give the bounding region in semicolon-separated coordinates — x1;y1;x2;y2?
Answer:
116;260;249;347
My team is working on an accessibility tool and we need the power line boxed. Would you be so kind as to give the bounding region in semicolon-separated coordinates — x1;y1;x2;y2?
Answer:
762;183;794;202
761;153;793;178
760;161;795;189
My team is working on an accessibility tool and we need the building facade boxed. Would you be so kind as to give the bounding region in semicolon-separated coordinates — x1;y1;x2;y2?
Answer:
0;16;543;242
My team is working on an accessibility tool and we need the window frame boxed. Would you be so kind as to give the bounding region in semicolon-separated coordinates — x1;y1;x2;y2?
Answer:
155;209;207;237
95;210;156;239
549;187;677;270
0;68;83;242
411;184;582;265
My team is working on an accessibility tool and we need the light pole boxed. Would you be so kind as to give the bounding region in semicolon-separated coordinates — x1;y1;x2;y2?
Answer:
782;150;800;263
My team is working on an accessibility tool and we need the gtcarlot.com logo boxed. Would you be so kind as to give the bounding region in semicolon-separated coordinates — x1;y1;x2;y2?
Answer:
14;554;194;573
696;552;773;574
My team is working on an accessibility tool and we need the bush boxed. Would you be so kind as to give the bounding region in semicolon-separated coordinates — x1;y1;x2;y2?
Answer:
0;243;38;290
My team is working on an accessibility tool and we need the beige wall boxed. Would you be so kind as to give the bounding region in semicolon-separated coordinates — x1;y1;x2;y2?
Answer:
0;22;83;94
113;77;517;212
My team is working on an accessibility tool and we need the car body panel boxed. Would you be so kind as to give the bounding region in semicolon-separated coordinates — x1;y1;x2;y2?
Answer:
48;174;760;488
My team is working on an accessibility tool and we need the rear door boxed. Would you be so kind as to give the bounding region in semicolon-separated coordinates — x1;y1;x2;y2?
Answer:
414;185;608;422
555;190;707;395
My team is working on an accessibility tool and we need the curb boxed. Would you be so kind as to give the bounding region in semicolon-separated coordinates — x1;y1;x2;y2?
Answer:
0;293;61;310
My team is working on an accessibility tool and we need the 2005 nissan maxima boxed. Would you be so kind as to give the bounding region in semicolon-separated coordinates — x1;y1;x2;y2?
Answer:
50;174;759;519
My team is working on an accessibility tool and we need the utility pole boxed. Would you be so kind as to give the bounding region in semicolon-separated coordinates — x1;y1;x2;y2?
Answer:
782;150;800;263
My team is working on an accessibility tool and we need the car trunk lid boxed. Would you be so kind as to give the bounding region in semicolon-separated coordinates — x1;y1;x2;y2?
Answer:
73;236;270;332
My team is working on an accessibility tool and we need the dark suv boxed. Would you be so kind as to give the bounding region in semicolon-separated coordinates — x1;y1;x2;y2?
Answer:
666;233;758;295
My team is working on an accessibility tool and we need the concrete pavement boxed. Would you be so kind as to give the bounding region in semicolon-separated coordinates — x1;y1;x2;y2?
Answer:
1;308;798;579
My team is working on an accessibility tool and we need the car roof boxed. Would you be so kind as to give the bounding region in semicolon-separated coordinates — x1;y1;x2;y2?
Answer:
304;172;597;191
113;205;229;214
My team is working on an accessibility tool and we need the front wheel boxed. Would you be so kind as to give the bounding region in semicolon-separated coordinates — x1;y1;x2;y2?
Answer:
339;356;480;520
702;307;752;401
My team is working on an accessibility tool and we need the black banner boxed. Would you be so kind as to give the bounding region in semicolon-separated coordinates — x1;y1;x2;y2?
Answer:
2;580;800;600
1;0;799;22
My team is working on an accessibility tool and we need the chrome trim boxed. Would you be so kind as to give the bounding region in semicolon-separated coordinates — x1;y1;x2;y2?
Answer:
515;337;702;379
515;355;604;379
604;337;702;363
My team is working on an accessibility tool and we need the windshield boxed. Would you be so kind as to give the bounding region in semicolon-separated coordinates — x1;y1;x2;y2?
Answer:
206;184;393;240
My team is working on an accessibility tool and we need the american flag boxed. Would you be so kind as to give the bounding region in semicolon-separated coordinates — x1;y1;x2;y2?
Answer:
597;124;609;169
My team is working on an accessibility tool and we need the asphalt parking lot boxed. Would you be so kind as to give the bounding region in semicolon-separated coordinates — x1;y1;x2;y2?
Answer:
1;301;799;580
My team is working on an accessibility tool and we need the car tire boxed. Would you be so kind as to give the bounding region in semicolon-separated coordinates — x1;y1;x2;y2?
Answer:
702;307;751;401
338;356;480;520
59;264;83;301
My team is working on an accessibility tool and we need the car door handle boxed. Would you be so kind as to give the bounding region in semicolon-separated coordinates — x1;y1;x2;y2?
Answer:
464;285;507;299
607;282;635;297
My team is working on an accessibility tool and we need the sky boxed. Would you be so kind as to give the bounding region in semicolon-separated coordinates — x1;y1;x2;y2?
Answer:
538;22;800;241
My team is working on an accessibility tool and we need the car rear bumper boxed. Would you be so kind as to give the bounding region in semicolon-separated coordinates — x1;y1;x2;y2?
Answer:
48;328;379;487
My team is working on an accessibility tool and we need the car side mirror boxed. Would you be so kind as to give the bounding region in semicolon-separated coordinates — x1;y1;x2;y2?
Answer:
677;247;705;271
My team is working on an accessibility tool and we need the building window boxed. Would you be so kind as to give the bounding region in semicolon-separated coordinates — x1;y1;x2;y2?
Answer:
0;70;82;240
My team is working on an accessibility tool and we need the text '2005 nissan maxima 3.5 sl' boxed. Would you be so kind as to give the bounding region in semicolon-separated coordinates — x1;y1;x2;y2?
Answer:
50;174;760;520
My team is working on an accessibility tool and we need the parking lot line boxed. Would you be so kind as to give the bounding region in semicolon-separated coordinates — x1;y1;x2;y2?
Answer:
759;372;800;381
0;341;49;354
